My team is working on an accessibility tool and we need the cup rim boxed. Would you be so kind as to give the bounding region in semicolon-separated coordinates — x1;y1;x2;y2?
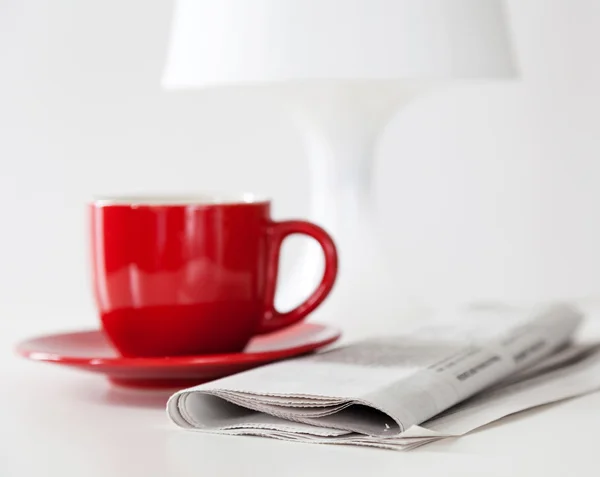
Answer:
91;193;270;207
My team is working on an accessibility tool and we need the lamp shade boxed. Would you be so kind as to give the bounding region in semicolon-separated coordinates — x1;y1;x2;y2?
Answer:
162;0;517;88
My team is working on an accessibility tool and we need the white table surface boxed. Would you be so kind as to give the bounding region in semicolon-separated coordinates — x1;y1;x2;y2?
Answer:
3;307;600;477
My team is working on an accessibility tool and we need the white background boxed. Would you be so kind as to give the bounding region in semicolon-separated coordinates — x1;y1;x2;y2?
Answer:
1;0;600;328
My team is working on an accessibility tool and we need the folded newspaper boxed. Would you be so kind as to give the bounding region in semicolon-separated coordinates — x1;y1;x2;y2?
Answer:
167;303;600;450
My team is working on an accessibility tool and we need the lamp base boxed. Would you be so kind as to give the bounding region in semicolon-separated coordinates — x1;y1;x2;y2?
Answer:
273;82;433;340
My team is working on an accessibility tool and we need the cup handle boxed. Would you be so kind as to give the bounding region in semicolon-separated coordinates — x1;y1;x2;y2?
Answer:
258;220;338;334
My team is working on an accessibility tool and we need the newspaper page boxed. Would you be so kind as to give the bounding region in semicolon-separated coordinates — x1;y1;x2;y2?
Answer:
167;302;600;450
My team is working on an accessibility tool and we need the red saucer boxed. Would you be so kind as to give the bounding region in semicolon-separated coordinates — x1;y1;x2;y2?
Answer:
16;322;341;388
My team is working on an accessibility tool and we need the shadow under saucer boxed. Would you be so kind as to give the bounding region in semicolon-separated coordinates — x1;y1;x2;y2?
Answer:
100;385;175;409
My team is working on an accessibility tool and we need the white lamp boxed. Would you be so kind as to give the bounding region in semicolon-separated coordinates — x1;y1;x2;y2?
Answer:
162;0;517;337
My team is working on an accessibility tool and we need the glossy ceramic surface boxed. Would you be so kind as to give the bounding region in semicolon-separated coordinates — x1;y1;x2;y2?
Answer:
90;197;338;357
16;322;341;388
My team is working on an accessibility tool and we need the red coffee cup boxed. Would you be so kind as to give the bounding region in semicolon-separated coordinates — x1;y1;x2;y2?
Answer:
89;195;338;357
